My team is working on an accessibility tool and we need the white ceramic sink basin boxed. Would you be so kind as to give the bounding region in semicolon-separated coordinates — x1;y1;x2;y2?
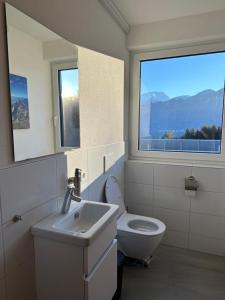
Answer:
54;202;110;233
32;200;118;246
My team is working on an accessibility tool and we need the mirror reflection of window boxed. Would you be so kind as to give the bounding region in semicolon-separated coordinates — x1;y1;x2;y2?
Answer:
58;68;80;148
6;3;81;161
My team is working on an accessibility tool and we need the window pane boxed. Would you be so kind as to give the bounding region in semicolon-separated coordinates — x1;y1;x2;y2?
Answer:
58;68;80;148
139;52;225;153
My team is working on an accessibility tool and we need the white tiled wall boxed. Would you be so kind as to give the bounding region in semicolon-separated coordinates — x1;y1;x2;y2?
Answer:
0;142;125;300
3;198;58;273
0;156;62;300
125;160;225;256
0;158;57;223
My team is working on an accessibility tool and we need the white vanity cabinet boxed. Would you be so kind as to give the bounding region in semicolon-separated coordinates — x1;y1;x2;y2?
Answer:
85;240;117;300
32;202;119;300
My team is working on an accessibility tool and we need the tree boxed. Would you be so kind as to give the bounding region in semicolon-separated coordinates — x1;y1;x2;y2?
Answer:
181;126;221;140
161;131;175;139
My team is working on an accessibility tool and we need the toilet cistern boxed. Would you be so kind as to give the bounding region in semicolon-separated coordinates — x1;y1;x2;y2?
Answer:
61;168;82;214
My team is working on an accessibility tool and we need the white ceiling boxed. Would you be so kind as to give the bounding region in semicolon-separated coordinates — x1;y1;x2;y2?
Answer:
112;0;225;25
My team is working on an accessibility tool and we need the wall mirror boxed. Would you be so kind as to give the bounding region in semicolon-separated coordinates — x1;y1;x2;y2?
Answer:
5;3;80;161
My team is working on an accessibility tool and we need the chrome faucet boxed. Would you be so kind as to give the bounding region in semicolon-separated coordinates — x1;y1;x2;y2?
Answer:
61;168;82;214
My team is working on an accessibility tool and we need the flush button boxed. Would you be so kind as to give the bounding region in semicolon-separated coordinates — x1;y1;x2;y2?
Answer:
12;215;22;222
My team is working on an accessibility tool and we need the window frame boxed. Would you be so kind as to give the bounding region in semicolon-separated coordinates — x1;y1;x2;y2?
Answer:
130;41;225;165
51;60;79;152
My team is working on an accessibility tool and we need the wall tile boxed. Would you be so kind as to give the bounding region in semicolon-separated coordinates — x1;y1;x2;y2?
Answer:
110;162;126;201
162;230;188;248
154;164;191;188
81;188;89;200
190;191;225;216
88;173;108;202
56;154;67;197
88;143;125;203
153;207;189;232
6;257;36;300
0;227;4;279
190;213;225;240
3;198;57;273
108;159;125;197
105;142;125;166
192;166;225;193
154;187;190;211
0;158;57;223
126;161;154;185
66;148;89;191
189;234;225;256
0;277;6;300
87;145;105;185
126;182;154;206
125;160;225;255
128;203;153;217
87;143;124;184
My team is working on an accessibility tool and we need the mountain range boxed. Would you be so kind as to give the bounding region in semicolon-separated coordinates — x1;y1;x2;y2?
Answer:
140;89;224;138
11;96;30;129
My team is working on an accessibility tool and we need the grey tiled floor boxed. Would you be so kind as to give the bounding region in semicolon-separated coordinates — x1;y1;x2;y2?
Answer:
121;245;225;300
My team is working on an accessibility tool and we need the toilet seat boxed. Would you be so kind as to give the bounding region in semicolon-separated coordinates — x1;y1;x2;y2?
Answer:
105;176;166;236
117;212;166;236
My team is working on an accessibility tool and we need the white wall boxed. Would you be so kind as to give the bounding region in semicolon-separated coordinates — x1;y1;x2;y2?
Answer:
126;160;225;256
78;47;124;148
0;1;129;299
8;26;54;161
127;9;225;51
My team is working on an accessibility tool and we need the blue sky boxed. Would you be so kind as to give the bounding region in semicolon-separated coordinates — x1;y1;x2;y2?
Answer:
60;69;79;98
10;74;28;98
140;52;225;98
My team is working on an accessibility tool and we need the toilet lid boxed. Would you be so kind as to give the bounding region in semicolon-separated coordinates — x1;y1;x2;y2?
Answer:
105;176;126;218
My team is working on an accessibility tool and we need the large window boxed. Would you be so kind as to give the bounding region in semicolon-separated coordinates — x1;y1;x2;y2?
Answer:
138;52;225;154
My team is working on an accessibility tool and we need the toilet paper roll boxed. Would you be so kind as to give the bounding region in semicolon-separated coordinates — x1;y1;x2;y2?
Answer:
185;190;196;197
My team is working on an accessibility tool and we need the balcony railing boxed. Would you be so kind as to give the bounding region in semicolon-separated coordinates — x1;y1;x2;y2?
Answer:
139;138;221;153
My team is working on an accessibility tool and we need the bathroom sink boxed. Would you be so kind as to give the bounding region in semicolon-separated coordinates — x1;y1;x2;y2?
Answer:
32;200;118;246
54;202;111;233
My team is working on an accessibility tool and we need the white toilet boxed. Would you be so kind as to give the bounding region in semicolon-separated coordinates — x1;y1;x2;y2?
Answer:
105;176;166;261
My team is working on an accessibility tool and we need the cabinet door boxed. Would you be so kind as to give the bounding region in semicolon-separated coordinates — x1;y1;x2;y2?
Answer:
85;240;117;300
84;219;117;275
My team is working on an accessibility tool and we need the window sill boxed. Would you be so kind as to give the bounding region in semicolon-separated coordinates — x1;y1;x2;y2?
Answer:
129;154;225;168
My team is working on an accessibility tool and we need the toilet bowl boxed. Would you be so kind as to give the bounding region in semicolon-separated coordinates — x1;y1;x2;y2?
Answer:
105;176;166;261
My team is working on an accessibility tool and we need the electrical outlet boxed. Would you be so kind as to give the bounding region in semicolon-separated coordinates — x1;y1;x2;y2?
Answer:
81;171;87;182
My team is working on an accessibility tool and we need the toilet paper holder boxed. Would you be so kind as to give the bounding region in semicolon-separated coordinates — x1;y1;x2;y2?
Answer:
185;176;199;191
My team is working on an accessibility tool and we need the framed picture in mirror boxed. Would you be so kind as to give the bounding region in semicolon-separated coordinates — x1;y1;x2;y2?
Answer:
9;74;30;130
